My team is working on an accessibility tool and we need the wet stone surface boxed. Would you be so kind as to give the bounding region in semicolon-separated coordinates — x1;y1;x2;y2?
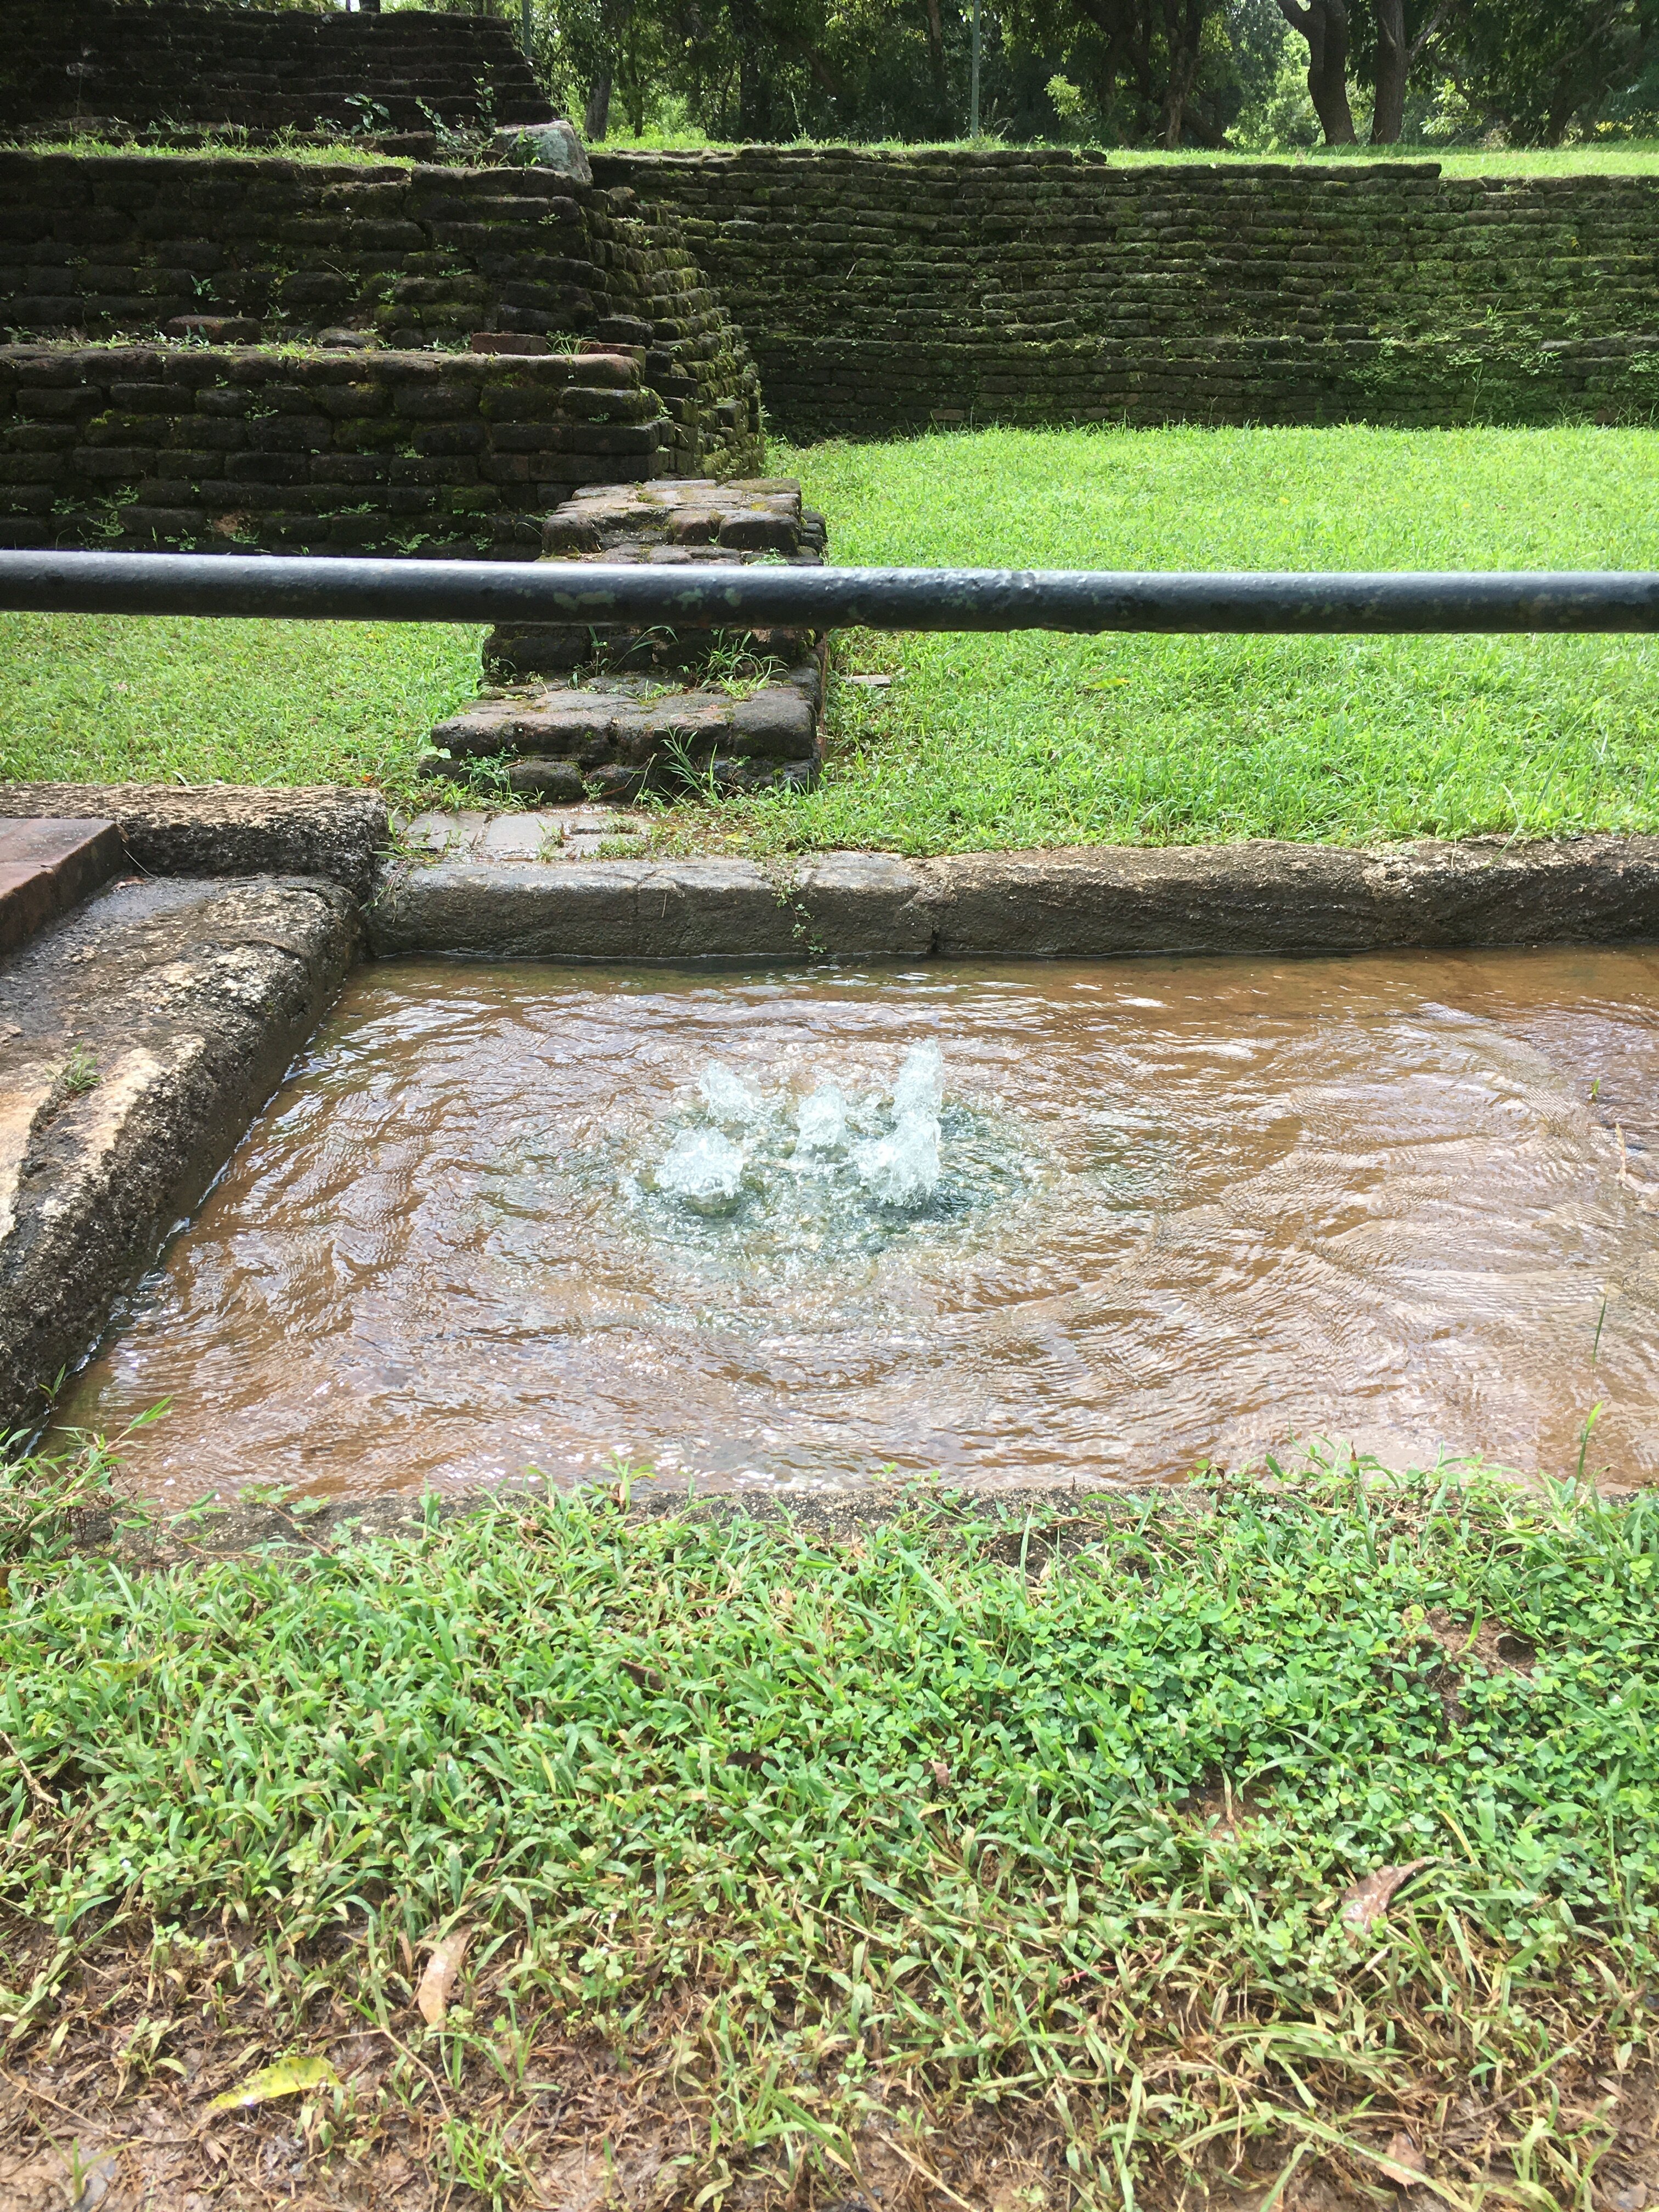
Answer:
0;873;360;1434
398;805;657;863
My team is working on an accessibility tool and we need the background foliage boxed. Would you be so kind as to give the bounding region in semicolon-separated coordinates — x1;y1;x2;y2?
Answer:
365;0;1656;150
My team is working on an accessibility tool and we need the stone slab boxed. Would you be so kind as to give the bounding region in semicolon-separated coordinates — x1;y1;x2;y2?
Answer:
371;857;805;961
402;806;652;864
0;817;123;955
0;874;360;1435
0;785;388;902
368;835;1659;961
918;838;1659;957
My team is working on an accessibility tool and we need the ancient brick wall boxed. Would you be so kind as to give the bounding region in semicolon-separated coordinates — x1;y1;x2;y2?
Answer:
1;0;549;136
591;148;1659;434
0;153;763;490
0;343;685;557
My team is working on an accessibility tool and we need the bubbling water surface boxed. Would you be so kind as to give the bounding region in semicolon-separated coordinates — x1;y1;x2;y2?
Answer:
646;1043;957;1231
51;951;1659;1498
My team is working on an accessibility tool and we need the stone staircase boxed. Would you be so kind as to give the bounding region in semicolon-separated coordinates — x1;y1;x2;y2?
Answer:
422;477;830;802
2;0;551;135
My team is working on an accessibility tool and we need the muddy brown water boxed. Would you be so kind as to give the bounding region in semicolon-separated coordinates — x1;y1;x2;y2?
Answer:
53;950;1659;1500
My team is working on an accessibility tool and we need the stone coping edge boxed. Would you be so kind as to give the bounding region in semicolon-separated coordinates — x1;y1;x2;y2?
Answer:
6;787;1656;960
369;836;1659;961
3;783;390;904
0;816;122;955
0;876;362;1435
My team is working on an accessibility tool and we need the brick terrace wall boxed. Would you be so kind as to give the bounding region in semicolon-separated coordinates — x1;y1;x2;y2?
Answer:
1;0;549;135
0;345;689;557
591;148;1659;435
0;153;763;485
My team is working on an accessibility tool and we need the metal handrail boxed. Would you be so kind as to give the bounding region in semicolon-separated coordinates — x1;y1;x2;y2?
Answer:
3;550;1659;632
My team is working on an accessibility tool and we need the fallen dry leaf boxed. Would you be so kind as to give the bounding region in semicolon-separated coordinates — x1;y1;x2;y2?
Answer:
416;1926;470;2026
0;2151;86;2212
1382;2129;1427;2183
1340;1858;1431;1932
206;2054;340;2113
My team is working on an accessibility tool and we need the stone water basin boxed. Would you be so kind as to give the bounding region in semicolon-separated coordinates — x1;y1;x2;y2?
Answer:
53;949;1659;1498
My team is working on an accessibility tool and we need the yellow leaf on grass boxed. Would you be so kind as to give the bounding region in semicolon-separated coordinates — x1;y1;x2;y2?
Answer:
207;2055;341;2113
416;1926;470;2027
1339;1858;1431;1932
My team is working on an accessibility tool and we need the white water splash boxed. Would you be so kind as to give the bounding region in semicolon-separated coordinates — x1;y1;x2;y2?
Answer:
699;1062;766;1126
853;1046;944;1209
854;1110;941;1208
892;1042;944;1118
656;1044;952;1222
656;1127;745;1214
794;1081;849;1156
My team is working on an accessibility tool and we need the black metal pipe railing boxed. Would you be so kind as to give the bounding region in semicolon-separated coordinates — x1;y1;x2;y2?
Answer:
3;550;1659;633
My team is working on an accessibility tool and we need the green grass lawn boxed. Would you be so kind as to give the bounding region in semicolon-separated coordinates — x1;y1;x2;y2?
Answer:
19;132;1659;176
5;424;1659;851
0;611;480;793
589;125;1659;175
3;1450;1656;2207
752;423;1659;853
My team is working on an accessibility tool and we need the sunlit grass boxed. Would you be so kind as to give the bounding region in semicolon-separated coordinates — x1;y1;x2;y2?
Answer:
22;126;1659;173
0;612;481;795
719;421;1659;853
7;424;1659;851
2;132;414;165
596;128;1659;175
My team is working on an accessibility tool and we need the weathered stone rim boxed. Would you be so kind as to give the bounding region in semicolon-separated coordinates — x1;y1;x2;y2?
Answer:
367;832;1659;962
8;786;1659;960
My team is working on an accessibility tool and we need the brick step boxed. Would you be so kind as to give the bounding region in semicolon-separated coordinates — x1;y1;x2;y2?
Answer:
428;475;828;801
422;669;821;803
0;817;123;956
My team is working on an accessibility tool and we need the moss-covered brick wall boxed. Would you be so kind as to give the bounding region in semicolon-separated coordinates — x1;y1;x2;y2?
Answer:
591;148;1659;435
1;0;549;137
0;154;762;483
0;345;688;557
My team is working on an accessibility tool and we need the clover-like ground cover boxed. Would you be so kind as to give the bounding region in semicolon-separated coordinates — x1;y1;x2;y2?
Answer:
1;1448;1656;2208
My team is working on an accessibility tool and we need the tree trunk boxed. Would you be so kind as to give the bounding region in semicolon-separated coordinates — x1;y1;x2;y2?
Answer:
732;0;771;138
1370;0;1404;140
738;47;766;136
1160;0;1204;147
922;0;948;120
584;72;612;137
1071;0;1155;138
1274;0;1356;144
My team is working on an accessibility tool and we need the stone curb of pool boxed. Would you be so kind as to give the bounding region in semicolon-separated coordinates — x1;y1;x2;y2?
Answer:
6;786;1659;961
368;830;1659;961
0;870;358;1438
